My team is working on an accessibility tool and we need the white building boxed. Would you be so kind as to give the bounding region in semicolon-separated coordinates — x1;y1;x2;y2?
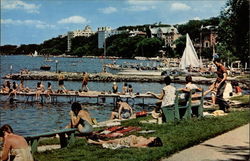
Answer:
98;27;124;49
67;25;95;52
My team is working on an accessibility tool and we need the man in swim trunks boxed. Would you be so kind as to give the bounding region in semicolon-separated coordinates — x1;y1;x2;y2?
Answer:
117;100;134;120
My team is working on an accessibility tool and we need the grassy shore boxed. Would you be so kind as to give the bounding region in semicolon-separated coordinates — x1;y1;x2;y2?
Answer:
34;110;250;161
230;94;250;104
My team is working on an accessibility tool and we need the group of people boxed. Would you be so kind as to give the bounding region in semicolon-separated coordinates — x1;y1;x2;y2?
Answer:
147;56;237;122
112;82;133;95
1;80;30;98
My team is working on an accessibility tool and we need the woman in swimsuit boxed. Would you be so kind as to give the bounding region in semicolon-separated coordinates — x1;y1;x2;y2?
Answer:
66;102;93;133
0;124;34;161
88;135;163;148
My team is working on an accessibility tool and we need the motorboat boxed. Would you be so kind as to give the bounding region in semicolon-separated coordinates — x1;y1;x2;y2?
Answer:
40;65;51;71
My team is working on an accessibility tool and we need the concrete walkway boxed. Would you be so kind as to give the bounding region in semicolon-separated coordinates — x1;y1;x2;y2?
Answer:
162;124;250;161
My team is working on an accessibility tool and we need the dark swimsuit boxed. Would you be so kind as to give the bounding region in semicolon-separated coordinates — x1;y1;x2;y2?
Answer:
78;118;93;133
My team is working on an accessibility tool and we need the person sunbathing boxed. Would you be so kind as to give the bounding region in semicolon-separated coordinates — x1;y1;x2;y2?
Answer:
66;102;93;134
0;124;34;161
110;99;134;120
87;135;163;148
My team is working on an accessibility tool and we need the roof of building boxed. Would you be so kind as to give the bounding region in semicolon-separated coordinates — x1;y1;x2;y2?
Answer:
150;26;179;34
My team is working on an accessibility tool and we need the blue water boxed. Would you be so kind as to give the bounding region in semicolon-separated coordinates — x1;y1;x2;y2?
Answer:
0;55;209;135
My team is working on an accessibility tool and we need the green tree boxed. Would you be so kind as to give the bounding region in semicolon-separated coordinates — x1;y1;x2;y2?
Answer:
72;47;86;57
216;43;237;66
136;38;163;57
0;45;17;55
218;0;249;65
173;35;186;58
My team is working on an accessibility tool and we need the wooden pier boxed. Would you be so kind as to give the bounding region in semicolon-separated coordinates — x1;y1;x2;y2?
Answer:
1;91;155;106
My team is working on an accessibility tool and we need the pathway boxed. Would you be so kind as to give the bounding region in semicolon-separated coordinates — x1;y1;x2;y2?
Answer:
161;124;250;161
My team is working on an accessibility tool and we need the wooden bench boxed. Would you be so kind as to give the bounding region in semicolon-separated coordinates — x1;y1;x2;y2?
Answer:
24;128;77;154
162;89;204;122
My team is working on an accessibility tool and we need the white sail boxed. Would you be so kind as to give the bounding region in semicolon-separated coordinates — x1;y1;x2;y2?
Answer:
180;33;201;70
33;50;38;57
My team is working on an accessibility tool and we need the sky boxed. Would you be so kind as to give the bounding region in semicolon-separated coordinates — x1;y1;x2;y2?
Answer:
1;0;227;45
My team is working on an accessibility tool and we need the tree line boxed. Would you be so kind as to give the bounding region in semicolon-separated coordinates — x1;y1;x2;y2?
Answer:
0;0;248;65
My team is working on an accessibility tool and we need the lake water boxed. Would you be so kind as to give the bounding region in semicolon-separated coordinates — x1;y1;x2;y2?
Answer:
0;55;209;135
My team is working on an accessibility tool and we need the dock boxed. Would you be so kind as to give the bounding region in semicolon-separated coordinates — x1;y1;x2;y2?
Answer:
1;90;155;105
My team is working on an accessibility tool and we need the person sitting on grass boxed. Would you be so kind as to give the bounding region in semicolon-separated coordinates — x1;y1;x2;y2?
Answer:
110;99;134;120
0;124;34;161
87;135;163;148
66;102;93;134
117;99;134;120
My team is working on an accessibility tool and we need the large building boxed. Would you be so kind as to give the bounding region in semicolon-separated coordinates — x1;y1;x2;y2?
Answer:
98;27;124;49
200;25;218;48
67;25;95;52
149;26;181;48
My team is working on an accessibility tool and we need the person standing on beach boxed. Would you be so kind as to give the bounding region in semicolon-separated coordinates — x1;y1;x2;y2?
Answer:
213;55;230;112
82;72;89;92
58;71;67;93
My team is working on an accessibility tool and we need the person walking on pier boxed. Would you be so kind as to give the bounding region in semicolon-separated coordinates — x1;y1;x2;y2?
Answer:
58;71;67;93
82;72;89;92
213;55;230;112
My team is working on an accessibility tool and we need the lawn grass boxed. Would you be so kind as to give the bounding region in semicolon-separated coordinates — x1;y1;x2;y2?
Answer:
230;94;250;104
34;110;250;161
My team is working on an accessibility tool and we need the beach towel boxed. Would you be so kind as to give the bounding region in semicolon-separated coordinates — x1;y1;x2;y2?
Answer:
90;126;141;139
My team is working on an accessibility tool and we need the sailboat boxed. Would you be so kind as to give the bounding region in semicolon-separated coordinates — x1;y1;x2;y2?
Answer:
32;50;38;57
179;33;202;71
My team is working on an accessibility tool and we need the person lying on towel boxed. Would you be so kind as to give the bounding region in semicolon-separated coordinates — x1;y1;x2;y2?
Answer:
87;135;163;148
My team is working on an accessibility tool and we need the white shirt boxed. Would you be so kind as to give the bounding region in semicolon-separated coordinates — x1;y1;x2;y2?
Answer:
161;85;176;107
185;83;198;90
